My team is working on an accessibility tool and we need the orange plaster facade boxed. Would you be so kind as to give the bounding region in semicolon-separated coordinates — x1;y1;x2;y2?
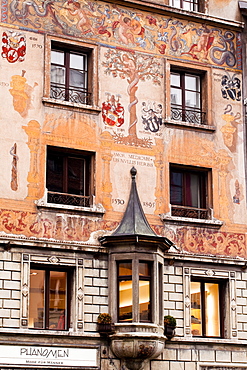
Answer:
0;0;246;260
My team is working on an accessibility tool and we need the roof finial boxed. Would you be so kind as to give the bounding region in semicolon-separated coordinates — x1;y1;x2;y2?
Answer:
130;166;137;179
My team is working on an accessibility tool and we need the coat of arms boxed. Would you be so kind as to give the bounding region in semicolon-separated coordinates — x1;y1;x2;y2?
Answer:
102;93;124;127
2;31;26;63
141;101;163;132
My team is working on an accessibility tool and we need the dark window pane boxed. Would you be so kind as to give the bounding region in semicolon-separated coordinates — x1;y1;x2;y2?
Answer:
67;157;85;195
47;154;63;193
170;171;183;205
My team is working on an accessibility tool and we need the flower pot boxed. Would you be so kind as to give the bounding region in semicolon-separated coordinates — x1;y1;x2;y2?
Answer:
97;323;114;335
164;325;175;340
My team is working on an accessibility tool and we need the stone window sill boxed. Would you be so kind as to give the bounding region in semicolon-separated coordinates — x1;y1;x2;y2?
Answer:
42;97;101;115
164;119;216;132
160;213;223;228
35;192;105;216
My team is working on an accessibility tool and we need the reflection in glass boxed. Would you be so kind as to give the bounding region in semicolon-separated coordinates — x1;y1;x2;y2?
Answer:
191;281;220;337
139;262;151;322
29;269;45;329
190;281;202;336
118;262;132;321
205;283;220;337
29;269;67;330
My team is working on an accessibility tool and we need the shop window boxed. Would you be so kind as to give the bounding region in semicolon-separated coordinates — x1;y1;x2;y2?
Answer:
169;0;203;12
46;146;94;207
170;164;211;219
170;70;206;125
190;280;225;337
51;42;92;105
118;261;152;322
29;267;72;330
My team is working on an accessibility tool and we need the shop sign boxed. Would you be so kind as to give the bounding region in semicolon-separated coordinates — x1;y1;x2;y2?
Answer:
0;345;97;367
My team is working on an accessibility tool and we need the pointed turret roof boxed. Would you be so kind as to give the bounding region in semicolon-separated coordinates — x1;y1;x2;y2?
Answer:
112;167;156;237
99;167;174;251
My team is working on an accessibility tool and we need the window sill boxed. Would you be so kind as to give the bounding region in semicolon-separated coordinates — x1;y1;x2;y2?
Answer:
35;193;105;216
173;336;246;345
164;119;216;132
42;97;101;115
160;213;223;228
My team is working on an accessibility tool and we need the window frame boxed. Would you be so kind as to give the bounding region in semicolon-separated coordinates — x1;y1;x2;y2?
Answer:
169;164;212;219
29;265;73;331
44;36;98;109
169;0;205;12
190;277;226;338
50;44;90;105
46;146;95;208
170;69;205;125
183;267;237;340
166;62;213;129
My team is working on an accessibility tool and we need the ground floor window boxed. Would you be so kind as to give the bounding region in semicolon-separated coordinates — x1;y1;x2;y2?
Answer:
29;267;72;330
190;280;223;337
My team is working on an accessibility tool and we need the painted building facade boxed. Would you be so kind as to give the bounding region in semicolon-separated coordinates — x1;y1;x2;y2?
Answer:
0;0;247;369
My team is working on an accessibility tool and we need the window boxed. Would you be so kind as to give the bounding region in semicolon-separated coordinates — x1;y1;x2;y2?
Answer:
50;42;91;105
29;266;72;330
170;70;206;125
190;280;225;337
169;0;202;12
170;165;211;219
118;261;152;322
46;146;94;207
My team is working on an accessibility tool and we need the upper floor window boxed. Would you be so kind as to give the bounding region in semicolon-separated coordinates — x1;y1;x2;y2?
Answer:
46;146;94;207
169;0;201;11
118;261;152;323
191;279;224;337
170;164;211;219
29;266;72;330
171;70;206;125
51;43;91;105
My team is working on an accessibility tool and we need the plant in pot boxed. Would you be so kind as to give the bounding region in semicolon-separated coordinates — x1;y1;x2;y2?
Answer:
164;315;176;340
97;313;114;335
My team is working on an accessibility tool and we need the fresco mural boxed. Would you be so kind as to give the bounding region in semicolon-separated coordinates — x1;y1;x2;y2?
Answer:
1;30;26;63
221;104;241;152
9;70;38;117
141;101;163;133
10;143;18;191
102;93;125;127
233;179;241;204
221;72;241;101
103;49;163;147
6;0;241;69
